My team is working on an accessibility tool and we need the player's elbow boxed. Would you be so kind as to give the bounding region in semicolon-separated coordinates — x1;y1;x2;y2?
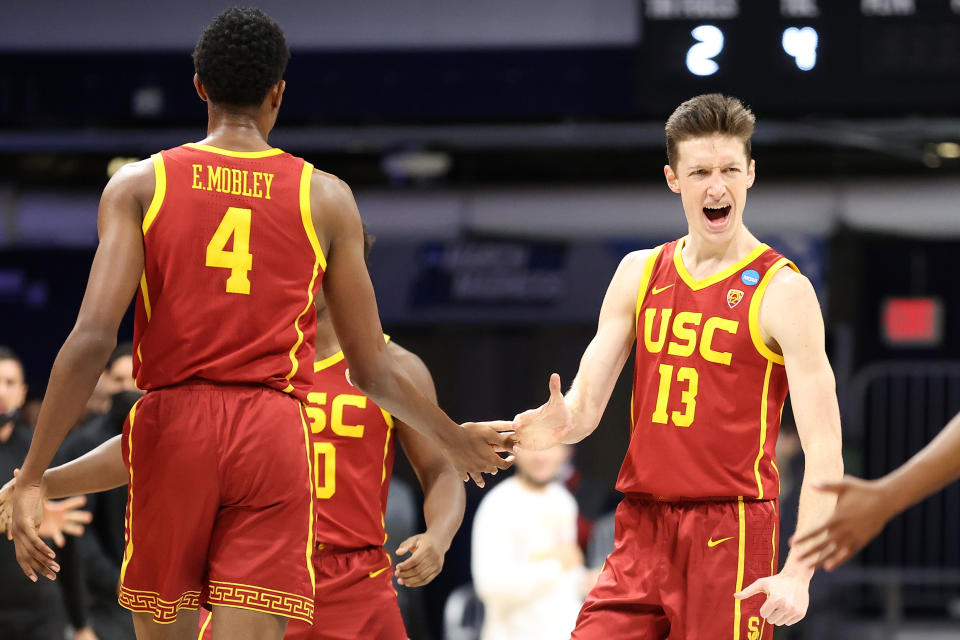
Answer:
64;325;117;363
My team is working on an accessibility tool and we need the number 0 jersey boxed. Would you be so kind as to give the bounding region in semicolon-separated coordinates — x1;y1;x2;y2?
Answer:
132;144;324;401
617;238;798;501
306;341;396;549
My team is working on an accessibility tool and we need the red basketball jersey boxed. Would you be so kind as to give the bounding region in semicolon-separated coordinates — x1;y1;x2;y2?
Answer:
617;238;798;500
132;144;325;401
306;340;396;549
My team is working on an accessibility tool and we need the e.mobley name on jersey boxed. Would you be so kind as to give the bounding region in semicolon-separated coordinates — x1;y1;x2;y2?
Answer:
191;164;276;199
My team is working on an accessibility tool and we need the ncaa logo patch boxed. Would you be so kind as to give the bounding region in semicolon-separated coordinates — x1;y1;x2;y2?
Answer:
741;269;760;286
727;289;744;309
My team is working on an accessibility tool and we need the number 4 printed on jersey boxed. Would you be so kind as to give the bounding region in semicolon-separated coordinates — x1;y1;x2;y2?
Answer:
206;207;253;294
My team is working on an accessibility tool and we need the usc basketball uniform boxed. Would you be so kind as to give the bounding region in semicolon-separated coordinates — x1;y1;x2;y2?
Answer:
119;143;323;625
573;238;798;640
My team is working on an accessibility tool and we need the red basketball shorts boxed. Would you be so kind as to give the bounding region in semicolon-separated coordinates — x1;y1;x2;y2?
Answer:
572;496;779;640
117;382;315;625
198;545;405;639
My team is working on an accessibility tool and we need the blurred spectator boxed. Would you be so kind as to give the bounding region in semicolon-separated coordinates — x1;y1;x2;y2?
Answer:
471;444;586;640
0;346;92;640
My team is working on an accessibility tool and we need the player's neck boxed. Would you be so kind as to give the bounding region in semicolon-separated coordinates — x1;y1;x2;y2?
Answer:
200;107;273;152
314;311;341;361
681;226;760;279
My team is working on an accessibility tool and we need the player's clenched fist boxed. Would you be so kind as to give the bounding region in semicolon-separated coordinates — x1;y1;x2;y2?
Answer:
444;422;516;488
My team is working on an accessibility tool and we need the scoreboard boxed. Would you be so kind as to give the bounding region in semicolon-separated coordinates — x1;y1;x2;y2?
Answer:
636;0;960;117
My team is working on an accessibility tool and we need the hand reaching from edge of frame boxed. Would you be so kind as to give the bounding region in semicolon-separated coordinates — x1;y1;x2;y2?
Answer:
39;495;93;548
791;475;896;571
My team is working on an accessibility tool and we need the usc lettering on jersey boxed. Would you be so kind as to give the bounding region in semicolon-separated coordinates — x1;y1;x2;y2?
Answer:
617;238;798;500
306;339;395;549
132;144;325;401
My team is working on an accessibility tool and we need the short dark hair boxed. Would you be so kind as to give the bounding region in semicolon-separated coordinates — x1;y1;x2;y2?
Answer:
665;94;755;169
107;342;133;371
193;8;290;108
0;346;24;379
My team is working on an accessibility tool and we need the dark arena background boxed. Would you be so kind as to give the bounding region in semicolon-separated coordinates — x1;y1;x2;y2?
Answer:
1;1;959;639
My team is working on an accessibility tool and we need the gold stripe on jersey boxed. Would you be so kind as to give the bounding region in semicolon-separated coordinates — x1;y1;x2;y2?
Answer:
120;398;142;583
733;496;746;640
282;162;324;393
748;257;800;365
299;405;317;590
632;246;664;428
633;245;665;326
142;153;167;234
672;237;769;291
183;142;285;159
298;162;328;272
380;408;395;545
138;152;167;325
754;361;774;499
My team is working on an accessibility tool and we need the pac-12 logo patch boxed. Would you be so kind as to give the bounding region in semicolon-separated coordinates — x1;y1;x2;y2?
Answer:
727;289;744;309
741;269;760;286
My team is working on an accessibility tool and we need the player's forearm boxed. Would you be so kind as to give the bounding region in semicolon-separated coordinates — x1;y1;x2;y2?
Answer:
352;358;461;448
420;468;465;552
44;435;127;499
562;336;629;444
877;411;960;515
19;329;116;486
783;447;844;577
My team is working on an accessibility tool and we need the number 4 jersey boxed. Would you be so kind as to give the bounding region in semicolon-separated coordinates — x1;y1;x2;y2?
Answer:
132;144;323;401
618;238;799;501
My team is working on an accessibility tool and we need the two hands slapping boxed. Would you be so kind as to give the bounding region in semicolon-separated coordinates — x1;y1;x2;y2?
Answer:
454;373;573;487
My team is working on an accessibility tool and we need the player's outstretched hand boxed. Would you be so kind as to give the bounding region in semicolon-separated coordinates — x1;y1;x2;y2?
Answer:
513;373;574;451
40;496;93;548
449;421;517;488
791;475;895;571
11;481;60;582
395;532;445;587
734;572;809;627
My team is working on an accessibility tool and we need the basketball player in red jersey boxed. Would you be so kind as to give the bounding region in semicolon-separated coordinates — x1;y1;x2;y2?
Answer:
2;266;467;640
10;8;511;640
507;94;845;638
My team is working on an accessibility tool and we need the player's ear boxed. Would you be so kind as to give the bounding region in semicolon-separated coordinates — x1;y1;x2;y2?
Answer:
193;74;208;102
664;164;681;194
271;80;285;110
746;159;756;189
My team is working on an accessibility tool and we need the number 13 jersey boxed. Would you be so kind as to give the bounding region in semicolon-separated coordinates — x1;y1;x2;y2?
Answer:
132;144;324;402
618;238;798;501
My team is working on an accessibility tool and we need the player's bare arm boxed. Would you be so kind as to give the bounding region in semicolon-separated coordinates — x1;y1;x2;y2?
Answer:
513;249;651;450
311;172;515;486
735;268;844;626
795;410;960;570
11;160;152;582
389;342;466;587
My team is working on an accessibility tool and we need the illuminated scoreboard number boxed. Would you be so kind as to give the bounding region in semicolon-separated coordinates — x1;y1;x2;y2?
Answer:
684;24;819;76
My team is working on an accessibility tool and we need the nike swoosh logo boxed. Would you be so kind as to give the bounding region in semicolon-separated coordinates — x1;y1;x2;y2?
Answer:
707;536;734;548
369;567;390;579
651;284;674;295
